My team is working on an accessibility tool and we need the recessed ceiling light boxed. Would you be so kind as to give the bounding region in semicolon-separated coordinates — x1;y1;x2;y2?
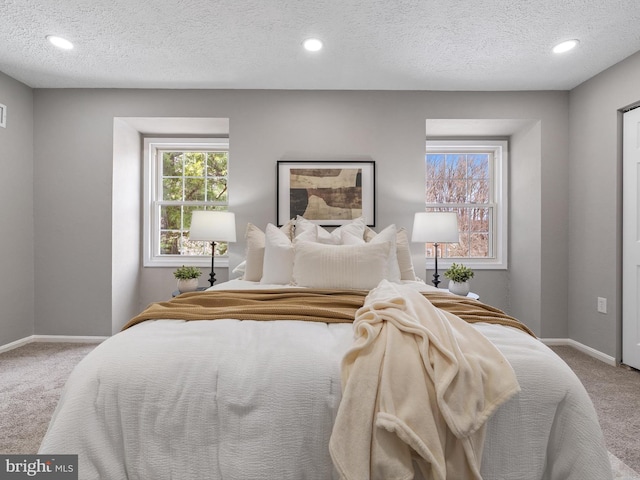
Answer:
552;39;579;54
303;38;323;52
46;35;74;50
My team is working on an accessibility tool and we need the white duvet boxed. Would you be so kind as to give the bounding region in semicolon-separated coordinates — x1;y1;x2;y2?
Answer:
40;280;612;480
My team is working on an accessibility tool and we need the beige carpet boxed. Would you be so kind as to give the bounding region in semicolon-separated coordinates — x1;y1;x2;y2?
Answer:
550;345;640;476
0;342;97;454
1;341;638;478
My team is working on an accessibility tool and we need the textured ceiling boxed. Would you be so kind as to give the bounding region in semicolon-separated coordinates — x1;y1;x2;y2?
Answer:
2;0;640;90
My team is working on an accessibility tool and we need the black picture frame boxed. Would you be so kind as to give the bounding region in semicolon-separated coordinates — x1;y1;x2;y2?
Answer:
277;160;376;227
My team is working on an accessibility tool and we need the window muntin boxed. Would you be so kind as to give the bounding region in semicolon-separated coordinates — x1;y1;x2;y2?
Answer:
424;140;507;269
144;138;229;267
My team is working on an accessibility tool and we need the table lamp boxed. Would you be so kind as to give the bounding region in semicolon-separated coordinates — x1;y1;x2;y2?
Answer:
189;210;237;286
411;211;459;288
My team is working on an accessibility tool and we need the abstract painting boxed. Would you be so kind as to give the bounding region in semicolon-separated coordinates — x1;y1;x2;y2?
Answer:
277;161;375;226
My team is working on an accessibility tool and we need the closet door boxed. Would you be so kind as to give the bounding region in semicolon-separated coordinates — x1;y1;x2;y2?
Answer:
622;106;640;369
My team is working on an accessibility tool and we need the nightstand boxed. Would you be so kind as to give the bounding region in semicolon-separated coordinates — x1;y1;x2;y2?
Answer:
443;290;479;300
172;287;208;297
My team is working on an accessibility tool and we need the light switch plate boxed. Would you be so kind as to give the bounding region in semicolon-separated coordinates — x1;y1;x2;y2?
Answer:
0;103;6;128
597;297;607;314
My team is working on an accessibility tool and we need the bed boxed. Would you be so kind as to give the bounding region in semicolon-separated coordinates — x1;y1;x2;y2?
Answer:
39;219;613;480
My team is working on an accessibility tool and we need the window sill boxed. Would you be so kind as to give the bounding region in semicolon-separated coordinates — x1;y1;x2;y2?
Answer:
427;259;508;270
144;257;230;268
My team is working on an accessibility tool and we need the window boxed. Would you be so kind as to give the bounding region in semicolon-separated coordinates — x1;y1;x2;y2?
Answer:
424;140;507;269
144;138;229;267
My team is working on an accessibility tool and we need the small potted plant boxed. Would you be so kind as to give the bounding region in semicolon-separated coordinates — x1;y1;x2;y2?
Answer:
443;263;474;296
173;265;202;293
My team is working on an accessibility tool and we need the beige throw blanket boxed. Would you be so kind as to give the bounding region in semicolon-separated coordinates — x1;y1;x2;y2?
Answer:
329;280;521;480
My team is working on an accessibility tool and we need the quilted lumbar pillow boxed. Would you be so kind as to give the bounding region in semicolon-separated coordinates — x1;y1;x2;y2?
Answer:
292;241;391;290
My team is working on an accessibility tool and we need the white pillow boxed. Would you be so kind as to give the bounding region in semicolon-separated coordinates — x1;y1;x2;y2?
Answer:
260;223;318;285
244;220;293;281
395;228;417;281
260;224;295;284
292;215;318;239
295;215;366;245
292;241;391;290
341;230;366;245
232;260;246;277
365;226;416;281
367;224;401;282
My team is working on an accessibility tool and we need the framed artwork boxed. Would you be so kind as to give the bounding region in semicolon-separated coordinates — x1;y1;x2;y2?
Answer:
277;160;375;226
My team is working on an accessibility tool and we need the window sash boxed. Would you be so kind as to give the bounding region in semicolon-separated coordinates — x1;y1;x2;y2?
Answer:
144;138;229;267
423;204;495;259
425;140;507;269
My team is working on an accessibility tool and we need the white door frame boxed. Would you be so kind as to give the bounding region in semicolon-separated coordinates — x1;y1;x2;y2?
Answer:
622;106;640;369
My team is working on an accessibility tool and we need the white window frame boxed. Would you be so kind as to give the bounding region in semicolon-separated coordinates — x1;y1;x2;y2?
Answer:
143;137;230;267
425;139;508;270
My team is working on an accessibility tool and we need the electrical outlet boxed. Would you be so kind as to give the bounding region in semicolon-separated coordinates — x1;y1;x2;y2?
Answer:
597;297;607;314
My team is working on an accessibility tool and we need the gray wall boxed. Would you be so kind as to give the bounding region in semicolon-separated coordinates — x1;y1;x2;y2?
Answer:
29;89;569;338
0;72;34;346
509;121;544;335
569;51;640;359
112;119;142;334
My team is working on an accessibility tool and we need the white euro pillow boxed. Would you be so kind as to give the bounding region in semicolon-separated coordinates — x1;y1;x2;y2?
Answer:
395;228;417;281
260;224;295;285
260;222;318;285
292;241;391;290
340;230;366;245
365;226;416;281
367;224;401;282
295;216;366;245
243;220;294;281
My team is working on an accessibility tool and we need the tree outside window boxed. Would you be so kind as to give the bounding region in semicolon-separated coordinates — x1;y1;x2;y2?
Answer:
159;150;229;256
144;138;230;267
424;140;507;268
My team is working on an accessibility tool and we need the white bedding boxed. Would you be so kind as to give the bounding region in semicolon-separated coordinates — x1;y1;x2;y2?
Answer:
40;280;612;480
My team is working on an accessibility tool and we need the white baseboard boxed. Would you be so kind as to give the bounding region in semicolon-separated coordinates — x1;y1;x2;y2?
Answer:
0;336;33;354
3;334;617;367
0;335;108;354
31;335;108;343
541;338;617;366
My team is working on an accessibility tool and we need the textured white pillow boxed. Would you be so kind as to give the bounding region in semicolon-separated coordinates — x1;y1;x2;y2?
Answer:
365;226;416;281
395;228;417;280
244;220;293;281
244;223;267;281
292;241;391;290
367;224;401;282
295;216;366;245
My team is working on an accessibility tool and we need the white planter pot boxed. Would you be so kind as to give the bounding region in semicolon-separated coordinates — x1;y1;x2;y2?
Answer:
448;280;470;296
177;278;199;293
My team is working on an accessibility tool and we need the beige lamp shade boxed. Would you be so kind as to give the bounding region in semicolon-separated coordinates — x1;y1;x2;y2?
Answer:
189;211;237;242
